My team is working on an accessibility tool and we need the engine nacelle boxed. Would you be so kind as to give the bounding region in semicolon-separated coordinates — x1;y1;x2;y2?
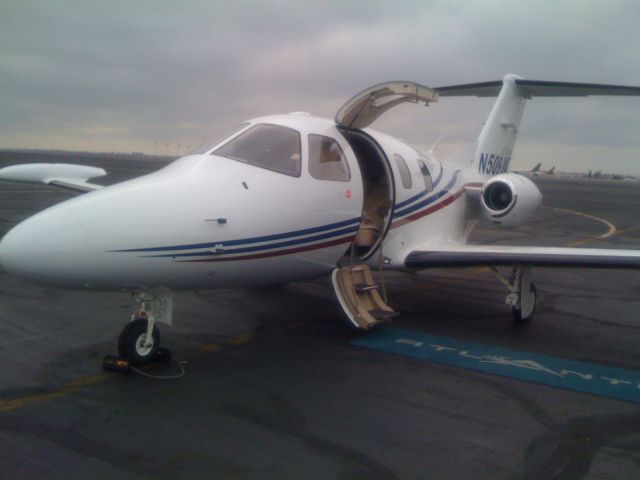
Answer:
480;173;542;228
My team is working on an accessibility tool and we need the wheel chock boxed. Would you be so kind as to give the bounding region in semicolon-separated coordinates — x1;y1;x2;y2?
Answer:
102;355;131;373
153;347;172;364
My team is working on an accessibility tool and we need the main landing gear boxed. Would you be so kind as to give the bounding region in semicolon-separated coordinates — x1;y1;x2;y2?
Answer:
103;291;173;373
492;266;537;323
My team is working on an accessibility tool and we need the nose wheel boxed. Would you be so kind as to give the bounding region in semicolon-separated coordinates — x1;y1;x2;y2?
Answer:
118;317;160;366
104;290;174;373
104;317;171;372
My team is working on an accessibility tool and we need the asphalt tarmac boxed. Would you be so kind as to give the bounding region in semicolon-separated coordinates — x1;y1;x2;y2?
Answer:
1;153;640;479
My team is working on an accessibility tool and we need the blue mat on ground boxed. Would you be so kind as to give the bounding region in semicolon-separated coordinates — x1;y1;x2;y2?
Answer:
351;327;640;404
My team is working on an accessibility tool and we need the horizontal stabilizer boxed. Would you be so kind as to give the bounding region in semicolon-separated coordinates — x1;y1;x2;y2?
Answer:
405;245;640;269
435;79;640;98
0;163;106;192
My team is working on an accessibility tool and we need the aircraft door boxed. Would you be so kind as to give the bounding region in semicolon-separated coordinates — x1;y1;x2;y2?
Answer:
304;132;365;257
338;127;395;261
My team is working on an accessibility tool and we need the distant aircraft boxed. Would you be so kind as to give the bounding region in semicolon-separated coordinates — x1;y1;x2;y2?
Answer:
2;74;640;367
512;162;541;175
514;163;556;176
531;165;555;176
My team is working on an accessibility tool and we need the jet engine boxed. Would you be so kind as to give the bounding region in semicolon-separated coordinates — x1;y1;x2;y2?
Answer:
480;173;542;228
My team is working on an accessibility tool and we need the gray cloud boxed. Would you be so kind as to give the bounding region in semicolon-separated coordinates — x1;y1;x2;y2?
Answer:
1;0;639;171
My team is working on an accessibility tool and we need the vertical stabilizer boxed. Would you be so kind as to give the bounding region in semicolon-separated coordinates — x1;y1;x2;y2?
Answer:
473;74;527;177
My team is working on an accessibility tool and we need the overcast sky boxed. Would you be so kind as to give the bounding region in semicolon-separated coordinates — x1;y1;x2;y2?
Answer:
2;0;640;173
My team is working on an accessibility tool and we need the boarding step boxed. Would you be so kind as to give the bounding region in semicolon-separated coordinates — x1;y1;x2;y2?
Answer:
355;283;379;293
331;264;398;331
368;309;400;322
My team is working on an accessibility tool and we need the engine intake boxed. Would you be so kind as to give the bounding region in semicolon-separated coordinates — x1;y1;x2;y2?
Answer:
480;173;541;228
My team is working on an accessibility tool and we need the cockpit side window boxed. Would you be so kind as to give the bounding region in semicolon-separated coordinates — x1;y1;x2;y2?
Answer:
308;135;350;182
393;153;412;189
418;159;433;191
214;124;301;177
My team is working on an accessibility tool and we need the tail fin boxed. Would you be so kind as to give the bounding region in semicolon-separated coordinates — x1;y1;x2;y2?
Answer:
473;75;527;177
435;75;640;178
530;162;542;173
546;166;555;175
438;75;527;176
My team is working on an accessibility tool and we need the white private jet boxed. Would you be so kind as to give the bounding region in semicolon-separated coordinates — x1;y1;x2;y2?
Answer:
2;74;640;367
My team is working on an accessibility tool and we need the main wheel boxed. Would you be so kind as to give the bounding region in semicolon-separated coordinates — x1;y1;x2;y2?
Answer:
118;318;160;366
512;283;537;323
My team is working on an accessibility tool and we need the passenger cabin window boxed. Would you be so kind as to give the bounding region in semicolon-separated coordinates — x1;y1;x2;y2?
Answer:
308;135;350;182
214;124;301;177
393;154;412;189
418;159;433;191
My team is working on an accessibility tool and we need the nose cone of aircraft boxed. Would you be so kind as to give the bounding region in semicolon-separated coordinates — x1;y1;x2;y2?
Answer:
0;206;89;286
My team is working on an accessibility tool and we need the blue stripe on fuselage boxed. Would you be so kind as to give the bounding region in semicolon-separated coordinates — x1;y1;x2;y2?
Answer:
431;162;444;189
393;171;460;219
111;216;361;253
394;163;445;210
395;189;428;210
145;225;358;258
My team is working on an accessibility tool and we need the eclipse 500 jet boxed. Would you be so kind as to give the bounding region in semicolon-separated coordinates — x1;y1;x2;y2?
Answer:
2;74;640;367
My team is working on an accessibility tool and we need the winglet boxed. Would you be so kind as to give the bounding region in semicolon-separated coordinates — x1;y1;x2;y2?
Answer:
0;163;107;192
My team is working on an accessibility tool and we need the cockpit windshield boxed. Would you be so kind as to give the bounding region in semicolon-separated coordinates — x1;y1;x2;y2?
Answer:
187;123;249;155
214;123;301;177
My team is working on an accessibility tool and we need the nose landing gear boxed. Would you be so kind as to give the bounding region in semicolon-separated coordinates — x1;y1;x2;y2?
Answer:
103;290;174;373
118;316;160;366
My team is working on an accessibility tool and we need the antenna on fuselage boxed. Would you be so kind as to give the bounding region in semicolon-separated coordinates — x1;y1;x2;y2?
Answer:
428;132;444;155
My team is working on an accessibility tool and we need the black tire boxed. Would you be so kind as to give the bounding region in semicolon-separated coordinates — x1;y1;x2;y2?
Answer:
512;283;537;324
118;318;160;366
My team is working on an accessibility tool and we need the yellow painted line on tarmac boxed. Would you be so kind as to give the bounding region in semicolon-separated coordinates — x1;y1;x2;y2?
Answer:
0;391;68;413
225;333;254;346
551;207;617;247
0;333;256;414
0;373;107;413
199;344;223;352
198;333;254;351
61;372;106;389
611;224;640;238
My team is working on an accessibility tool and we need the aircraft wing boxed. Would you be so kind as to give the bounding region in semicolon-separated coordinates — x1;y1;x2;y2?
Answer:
0;163;106;192
405;244;640;269
435;79;640;98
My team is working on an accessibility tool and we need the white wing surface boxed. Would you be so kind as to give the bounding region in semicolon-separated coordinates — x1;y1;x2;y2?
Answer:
405;244;640;269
